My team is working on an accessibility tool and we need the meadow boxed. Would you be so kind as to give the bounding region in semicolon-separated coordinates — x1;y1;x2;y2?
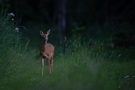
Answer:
0;12;135;90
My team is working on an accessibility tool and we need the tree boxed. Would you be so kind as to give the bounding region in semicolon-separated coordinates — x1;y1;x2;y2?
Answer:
57;0;66;52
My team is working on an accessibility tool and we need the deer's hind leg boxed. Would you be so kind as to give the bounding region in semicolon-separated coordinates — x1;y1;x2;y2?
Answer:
48;57;52;74
50;56;53;72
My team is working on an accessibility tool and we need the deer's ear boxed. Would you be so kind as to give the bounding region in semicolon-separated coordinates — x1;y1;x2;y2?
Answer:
46;29;50;36
40;31;44;36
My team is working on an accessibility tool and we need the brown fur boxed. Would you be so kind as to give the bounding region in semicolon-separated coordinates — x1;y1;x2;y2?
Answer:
40;30;54;76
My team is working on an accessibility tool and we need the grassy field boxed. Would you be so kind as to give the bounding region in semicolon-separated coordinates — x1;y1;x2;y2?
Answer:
0;42;135;90
0;13;135;90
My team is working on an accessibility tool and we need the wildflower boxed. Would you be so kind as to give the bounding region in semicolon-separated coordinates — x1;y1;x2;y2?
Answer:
15;27;19;32
11;18;14;21
8;12;15;17
118;54;121;57
124;75;130;79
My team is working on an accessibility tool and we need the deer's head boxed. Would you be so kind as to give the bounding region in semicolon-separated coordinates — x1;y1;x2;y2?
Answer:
40;29;50;42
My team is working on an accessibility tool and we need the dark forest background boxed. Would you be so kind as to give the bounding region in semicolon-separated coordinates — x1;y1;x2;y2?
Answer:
3;0;135;23
1;0;135;41
0;0;135;90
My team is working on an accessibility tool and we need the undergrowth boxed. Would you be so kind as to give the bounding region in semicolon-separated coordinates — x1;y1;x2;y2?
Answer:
0;12;135;90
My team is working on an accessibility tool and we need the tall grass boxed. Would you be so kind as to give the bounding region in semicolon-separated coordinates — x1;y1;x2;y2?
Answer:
0;12;135;90
0;11;28;89
1;40;135;90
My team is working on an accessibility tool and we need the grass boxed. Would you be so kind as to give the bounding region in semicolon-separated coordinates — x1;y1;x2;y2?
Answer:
0;12;135;90
0;43;135;90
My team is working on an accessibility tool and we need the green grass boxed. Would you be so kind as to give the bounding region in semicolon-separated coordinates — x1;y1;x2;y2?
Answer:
0;12;135;90
0;44;135;90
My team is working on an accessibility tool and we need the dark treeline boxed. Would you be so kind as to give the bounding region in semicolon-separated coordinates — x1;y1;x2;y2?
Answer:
1;0;135;48
1;0;135;24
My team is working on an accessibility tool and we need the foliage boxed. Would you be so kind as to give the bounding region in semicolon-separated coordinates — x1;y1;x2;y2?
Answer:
0;11;28;88
0;39;135;90
0;11;21;48
0;10;135;90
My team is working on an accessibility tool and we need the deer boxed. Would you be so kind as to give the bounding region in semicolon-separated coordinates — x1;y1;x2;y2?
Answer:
40;29;55;76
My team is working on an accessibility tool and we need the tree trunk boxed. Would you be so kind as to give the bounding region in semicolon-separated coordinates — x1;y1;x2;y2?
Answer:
57;0;66;53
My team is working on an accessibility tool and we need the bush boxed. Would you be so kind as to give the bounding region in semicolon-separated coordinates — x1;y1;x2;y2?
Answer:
0;11;27;88
0;11;22;48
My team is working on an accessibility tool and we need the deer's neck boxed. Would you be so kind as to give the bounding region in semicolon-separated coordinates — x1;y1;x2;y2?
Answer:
45;40;47;44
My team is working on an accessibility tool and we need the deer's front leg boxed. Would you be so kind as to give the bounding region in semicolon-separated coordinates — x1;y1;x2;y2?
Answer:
42;58;44;76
